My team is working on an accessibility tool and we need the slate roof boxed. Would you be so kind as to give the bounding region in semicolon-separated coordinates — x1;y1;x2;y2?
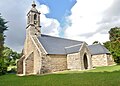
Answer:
38;34;83;54
88;44;110;55
38;34;111;55
65;44;82;54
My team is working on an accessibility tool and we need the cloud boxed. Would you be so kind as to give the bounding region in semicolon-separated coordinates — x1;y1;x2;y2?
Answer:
0;0;60;52
1;0;120;52
64;0;118;44
39;5;50;14
97;0;120;30
41;15;60;36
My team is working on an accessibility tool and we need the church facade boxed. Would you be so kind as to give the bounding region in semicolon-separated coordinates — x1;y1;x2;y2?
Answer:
17;2;114;75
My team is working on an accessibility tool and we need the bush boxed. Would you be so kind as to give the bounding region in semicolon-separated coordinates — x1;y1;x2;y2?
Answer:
7;68;16;74
0;60;7;75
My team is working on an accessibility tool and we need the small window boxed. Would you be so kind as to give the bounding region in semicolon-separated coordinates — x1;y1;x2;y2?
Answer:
28;16;30;24
34;14;37;20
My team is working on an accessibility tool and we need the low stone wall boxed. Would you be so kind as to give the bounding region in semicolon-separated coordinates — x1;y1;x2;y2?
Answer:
92;54;107;67
41;54;67;73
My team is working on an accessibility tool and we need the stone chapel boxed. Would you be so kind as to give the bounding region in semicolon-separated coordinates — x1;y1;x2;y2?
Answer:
17;2;114;75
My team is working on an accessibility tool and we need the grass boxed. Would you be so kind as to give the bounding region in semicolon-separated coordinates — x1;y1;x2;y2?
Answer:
0;65;120;86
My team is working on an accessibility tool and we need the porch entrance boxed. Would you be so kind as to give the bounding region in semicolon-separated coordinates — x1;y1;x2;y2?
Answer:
83;54;88;69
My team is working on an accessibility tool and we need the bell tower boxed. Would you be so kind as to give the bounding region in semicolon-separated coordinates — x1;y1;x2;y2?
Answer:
26;1;41;36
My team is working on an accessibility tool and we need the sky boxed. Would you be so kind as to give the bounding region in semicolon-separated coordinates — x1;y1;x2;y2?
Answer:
0;0;120;52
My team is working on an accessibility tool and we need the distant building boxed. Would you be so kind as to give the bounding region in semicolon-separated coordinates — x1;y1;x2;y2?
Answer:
17;2;114;75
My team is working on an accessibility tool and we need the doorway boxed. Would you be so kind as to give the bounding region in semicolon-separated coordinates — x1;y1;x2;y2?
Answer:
83;54;88;69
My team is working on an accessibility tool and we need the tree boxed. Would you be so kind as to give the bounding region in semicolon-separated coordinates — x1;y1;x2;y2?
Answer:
0;14;7;75
109;27;120;42
104;27;120;64
3;46;21;66
92;41;100;44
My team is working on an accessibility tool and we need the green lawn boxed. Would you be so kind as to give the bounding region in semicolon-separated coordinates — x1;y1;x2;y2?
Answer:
0;65;120;86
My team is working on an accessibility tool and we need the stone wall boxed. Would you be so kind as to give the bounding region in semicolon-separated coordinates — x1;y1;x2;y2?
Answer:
67;53;81;70
25;52;34;74
17;34;45;75
107;55;115;65
17;55;25;74
23;35;39;74
92;54;108;67
31;36;43;74
67;43;92;70
25;35;47;74
41;54;67;73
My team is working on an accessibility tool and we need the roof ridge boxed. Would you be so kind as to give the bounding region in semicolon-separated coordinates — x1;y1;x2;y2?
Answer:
65;43;82;49
41;34;83;42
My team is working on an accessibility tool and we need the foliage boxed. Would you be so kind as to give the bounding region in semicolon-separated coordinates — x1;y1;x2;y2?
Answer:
104;27;120;63
0;65;120;86
7;68;17;74
3;46;21;66
0;14;7;75
92;41;100;44
3;46;21;73
0;14;20;75
104;41;120;63
0;59;7;75
109;27;120;42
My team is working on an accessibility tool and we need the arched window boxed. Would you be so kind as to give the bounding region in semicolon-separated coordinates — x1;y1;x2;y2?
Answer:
34;14;37;20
